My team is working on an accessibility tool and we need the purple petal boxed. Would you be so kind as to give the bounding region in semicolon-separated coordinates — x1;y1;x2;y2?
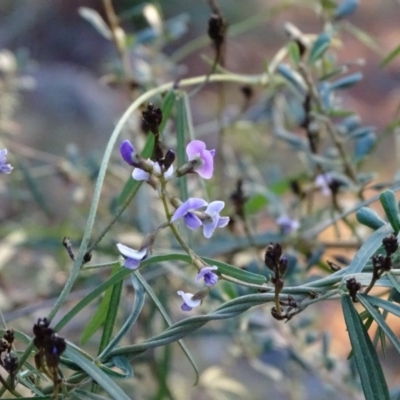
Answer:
0;149;12;174
181;303;192;311
202;219;218;239
185;213;202;230
195;150;214;179
177;291;201;310
209;149;216;157
171;198;208;222
186;140;206;160
132;168;150;181
204;272;218;286
217;216;230;228
196;266;218;280
205;201;225;217
120;140;135;165
124;258;141;270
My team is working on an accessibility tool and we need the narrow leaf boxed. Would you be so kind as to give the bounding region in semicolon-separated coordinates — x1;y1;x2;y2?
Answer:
308;32;331;64
388;274;400;294
176;93;189;202
361;293;400;318
380;190;400;234
358;294;400;355
98;270;124;354
55;267;130;331
381;43;400;68
81;264;121;345
356;207;386;230
64;346;131;400
159;91;177;134
98;273;146;358
342;296;390;400
135;272;199;385
74;389;112;400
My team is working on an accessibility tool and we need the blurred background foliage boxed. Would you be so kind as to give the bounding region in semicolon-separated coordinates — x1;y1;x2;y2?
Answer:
1;0;400;399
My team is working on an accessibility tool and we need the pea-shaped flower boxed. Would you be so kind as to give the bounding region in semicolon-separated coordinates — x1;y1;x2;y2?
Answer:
117;243;148;270
202;201;230;239
196;266;218;286
177;291;201;311
186;140;215;179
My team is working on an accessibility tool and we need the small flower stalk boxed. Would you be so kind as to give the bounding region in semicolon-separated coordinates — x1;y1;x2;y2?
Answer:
364;233;398;294
0;329;17;389
346;278;362;302
265;243;289;319
33;318;66;391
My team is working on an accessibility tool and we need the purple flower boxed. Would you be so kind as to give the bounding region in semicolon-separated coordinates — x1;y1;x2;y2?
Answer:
171;197;208;230
116;243;148;270
186;140;215;179
315;173;334;196
276;216;300;234
196;266;218;286
202;201;230;239
177;291;201;311
132;159;174;181
0;149;13;174
120;140;136;166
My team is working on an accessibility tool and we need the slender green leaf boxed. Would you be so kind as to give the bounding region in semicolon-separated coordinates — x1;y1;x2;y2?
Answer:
81;264;121;345
73;389;112;400
342;295;390;400
135;272;199;385
361;293;400;318
356;207;386;230
358;294;400;355
64;346;130;400
308;31;331;64
380;190;400;233
287;41;301;64
347;315;374;360
381;43;400;67
159;90;177;134
347;223;393;273
388;274;400;294
98;269;124;354
176;93;189;203
55;267;130;331
98;273;145;358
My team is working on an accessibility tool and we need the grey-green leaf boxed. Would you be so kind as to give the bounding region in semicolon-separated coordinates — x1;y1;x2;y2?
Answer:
341;295;390;400
65;346;131;400
308;31;331;64
358;294;400;355
380;190;400;234
356;207;386;230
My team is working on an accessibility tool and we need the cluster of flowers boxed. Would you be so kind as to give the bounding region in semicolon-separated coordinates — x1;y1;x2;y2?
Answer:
118;138;229;311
